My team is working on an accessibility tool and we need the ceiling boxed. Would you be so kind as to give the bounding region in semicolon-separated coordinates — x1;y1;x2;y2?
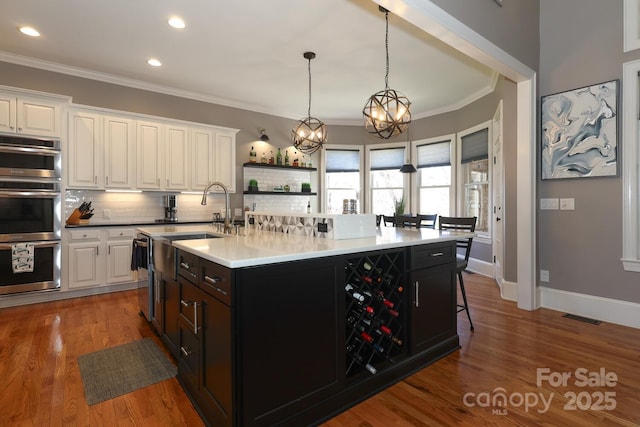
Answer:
0;0;497;125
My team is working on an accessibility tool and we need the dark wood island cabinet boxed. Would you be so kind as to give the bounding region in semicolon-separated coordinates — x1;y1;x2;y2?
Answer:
171;240;459;427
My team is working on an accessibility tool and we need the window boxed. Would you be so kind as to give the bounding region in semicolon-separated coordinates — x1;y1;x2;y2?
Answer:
458;123;491;238
414;136;454;218
368;145;406;215
322;146;363;214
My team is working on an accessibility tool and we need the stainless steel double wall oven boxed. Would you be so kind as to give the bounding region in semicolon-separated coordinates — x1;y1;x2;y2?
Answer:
0;135;62;295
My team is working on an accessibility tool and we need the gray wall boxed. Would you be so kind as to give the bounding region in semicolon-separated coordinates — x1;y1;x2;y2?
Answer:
429;0;539;71
539;0;640;302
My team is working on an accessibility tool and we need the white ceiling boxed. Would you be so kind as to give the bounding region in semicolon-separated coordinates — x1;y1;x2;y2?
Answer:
0;0;497;125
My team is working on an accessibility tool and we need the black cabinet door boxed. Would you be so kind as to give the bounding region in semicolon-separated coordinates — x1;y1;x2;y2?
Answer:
162;275;179;358
410;262;456;354
199;290;233;427
237;257;340;426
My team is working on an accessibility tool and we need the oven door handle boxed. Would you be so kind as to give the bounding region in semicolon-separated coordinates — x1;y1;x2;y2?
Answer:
0;146;60;156
0;191;60;198
0;241;60;249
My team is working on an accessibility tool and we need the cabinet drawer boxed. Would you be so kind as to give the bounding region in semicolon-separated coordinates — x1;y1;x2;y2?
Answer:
178;250;199;283
200;260;231;305
69;229;100;241
411;243;455;269
107;228;135;239
178;319;199;393
179;280;200;329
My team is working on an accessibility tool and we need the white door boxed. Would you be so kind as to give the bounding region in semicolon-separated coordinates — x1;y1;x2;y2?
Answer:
492;100;505;285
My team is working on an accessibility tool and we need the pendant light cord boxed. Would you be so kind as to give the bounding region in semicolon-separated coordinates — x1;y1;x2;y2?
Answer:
384;10;390;90
307;56;312;117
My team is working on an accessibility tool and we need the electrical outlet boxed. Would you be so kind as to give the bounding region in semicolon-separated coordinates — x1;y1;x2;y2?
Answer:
560;198;575;210
103;209;111;219
540;269;550;282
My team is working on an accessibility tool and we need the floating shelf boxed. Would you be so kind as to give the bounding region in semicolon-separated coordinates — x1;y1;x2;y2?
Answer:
243;162;317;171
243;191;317;195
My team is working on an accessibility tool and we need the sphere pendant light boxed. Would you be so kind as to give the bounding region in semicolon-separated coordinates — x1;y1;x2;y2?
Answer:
292;51;326;155
363;7;411;140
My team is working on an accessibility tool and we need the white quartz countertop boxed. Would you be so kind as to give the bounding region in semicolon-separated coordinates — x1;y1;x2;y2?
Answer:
137;224;473;268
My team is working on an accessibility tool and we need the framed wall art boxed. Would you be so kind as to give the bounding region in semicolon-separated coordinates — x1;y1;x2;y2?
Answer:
541;79;619;180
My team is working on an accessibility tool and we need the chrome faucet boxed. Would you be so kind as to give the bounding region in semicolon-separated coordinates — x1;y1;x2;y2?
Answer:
201;181;232;234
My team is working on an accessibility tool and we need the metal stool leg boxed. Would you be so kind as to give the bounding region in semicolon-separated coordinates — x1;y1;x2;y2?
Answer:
457;271;474;331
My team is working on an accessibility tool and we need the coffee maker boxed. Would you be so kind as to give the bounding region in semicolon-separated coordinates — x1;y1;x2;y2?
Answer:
163;195;178;222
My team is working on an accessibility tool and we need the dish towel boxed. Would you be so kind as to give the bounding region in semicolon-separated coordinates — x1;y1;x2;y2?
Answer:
12;243;35;273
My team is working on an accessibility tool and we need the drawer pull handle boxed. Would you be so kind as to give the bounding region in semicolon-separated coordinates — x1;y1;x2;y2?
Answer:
180;346;191;357
414;281;420;307
180;262;191;270
204;275;221;284
430;252;444;257
180;299;192;307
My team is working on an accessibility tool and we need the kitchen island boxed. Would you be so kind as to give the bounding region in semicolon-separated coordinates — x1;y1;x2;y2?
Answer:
136;224;471;427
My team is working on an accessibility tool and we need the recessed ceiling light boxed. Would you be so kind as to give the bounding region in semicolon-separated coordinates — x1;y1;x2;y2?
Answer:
168;17;185;29
19;26;40;37
147;58;162;67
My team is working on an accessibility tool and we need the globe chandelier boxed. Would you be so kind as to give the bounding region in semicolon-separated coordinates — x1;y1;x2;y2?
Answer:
292;51;326;155
363;6;411;139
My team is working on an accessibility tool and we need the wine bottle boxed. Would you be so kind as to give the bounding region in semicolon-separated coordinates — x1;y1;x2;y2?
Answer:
361;331;373;343
379;325;392;335
387;308;400;318
345;284;365;302
285;150;290;166
249;146;257;163
276;148;283;165
391;336;404;346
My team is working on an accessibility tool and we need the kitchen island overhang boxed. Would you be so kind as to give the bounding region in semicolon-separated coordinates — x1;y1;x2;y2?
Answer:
136;224;473;427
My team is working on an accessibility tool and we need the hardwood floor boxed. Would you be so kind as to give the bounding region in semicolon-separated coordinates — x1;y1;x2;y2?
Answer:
1;274;639;426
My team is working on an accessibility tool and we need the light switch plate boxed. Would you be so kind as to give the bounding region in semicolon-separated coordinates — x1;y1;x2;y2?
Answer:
540;269;549;282
540;198;559;210
103;209;111;219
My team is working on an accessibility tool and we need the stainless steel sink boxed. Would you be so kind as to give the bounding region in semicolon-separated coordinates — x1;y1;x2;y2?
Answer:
162;233;220;242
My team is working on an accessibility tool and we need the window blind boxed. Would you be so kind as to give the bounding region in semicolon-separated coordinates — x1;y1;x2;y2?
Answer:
461;128;489;164
326;149;361;172
417;140;450;168
370;147;405;171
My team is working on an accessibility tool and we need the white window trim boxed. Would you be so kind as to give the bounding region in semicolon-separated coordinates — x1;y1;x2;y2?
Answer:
456;120;492;244
320;144;365;215
410;134;456;218
364;141;409;214
621;59;640;272
624;0;640;52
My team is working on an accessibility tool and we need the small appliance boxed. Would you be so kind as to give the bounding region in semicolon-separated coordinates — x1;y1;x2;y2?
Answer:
163;195;178;222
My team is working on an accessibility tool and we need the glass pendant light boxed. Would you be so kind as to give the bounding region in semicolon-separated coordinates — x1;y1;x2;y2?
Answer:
363;6;411;140
292;51;326;155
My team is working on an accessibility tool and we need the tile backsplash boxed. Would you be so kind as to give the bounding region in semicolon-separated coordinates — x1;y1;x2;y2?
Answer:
64;190;227;225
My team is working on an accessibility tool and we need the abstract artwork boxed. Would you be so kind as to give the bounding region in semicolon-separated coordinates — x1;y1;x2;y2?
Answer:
541;80;618;179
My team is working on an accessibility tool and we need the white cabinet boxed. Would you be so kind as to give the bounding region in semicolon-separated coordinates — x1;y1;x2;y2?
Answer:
104;115;135;189
0;93;61;137
66;105;238;192
214;130;237;192
68;110;102;188
106;228;135;284
191;127;236;192
136;121;163;190
165;124;190;190
66;227;135;289
67;230;104;289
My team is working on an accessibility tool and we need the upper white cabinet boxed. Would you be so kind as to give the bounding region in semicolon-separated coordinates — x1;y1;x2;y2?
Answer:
165;124;190;190
136;121;163;190
214;130;237;193
0;93;63;137
104;115;135;189
68;110;102;188
66;105;238;192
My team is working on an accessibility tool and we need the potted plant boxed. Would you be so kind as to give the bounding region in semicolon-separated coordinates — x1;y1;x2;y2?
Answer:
393;195;405;216
301;183;311;193
248;179;258;192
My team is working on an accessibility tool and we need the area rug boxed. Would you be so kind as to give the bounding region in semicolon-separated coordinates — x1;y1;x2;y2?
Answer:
78;338;177;405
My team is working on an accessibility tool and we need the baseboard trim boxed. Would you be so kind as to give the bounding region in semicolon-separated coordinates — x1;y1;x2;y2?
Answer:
499;279;518;301
0;282;138;308
466;258;493;277
540;286;640;329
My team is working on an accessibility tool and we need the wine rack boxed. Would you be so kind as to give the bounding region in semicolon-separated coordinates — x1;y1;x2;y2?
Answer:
344;250;405;377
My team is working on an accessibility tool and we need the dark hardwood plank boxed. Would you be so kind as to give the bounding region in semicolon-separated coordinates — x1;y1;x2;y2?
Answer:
1;273;639;426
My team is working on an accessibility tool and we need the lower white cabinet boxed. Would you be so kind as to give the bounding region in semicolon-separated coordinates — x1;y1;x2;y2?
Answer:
66;227;135;289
